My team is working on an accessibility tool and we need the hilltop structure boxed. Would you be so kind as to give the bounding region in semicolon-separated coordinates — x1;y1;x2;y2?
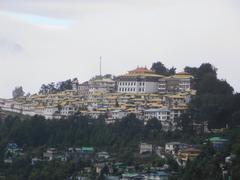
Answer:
0;65;196;131
117;67;193;94
117;67;164;94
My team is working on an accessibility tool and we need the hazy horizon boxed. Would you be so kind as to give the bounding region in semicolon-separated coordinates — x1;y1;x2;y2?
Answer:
0;0;239;98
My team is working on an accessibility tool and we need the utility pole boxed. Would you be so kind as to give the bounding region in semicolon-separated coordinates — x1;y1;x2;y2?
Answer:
99;56;104;109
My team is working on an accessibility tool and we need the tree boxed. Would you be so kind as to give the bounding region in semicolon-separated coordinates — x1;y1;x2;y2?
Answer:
25;92;31;97
168;67;176;75
185;63;219;92
12;86;25;99
57;79;73;91
196;63;217;79
151;61;176;76
144;118;162;140
151;61;168;75
39;79;74;94
182;143;223;180
196;73;233;95
184;63;235;129
231;111;240;128
184;66;198;78
177;112;194;134
145;118;162;131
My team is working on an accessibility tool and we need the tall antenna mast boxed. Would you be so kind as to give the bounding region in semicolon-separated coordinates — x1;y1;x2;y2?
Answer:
99;56;102;77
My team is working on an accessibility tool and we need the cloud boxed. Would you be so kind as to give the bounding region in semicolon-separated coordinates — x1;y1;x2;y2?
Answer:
0;0;239;98
0;11;74;29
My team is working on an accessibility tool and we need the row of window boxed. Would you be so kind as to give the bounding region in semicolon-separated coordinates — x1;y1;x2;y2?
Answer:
159;85;190;89
145;112;169;115
118;87;145;92
145;115;169;120
118;82;145;86
179;85;190;88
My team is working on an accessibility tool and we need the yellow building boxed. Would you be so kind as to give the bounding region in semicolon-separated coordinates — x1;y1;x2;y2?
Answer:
179;148;201;162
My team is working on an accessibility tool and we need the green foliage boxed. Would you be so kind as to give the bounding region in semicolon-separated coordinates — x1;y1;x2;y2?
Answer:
0;113;169;154
183;63;238;130
0;113;176;179
182;143;222;180
231;110;240;128
151;61;176;76
39;78;74;94
12;86;25;99
144;118;162;140
181;130;240;180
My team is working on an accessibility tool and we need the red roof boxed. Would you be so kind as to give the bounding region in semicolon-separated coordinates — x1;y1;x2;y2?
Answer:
128;67;154;74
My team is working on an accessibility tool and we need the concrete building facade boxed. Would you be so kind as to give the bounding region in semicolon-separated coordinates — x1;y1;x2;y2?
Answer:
117;67;164;94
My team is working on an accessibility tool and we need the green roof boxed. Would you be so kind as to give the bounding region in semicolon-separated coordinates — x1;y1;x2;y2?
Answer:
122;173;139;177
81;147;94;151
209;137;228;142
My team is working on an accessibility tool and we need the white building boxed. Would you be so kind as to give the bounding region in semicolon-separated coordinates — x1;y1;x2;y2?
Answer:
1;100;22;113
111;109;128;120
43;106;59;119
140;143;153;154
165;142;181;154
144;108;172;130
89;78;116;94
78;82;90;96
60;105;78;116
117;67;164;94
144;108;170;122
0;98;5;108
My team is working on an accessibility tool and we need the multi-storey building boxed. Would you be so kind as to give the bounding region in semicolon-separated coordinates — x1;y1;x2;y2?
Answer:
60;105;78;116
144;108;170;122
159;72;193;93
78;82;90;96
110;109;128;120
140;143;153;154
117;67;164;94
88;78;116;94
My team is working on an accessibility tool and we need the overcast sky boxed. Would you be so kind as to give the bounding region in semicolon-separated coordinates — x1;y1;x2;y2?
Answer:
0;0;239;98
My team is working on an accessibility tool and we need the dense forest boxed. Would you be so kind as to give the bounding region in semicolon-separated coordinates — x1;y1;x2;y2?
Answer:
0;114;181;153
0;113;183;179
0;112;240;179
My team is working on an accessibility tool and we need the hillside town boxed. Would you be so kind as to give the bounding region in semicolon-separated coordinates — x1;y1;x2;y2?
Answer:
0;61;239;180
0;67;195;131
2;135;230;180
